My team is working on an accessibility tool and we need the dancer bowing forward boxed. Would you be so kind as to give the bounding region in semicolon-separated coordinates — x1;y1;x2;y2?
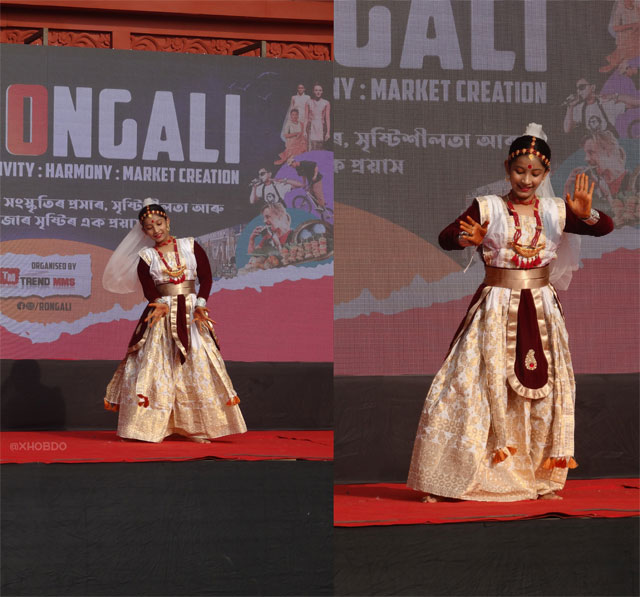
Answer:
103;198;246;443
408;124;613;502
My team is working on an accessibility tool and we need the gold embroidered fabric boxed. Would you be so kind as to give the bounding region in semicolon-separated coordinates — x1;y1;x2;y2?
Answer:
407;288;574;501
408;203;575;501
105;300;246;442
525;349;537;370
483;265;549;289
104;241;246;443
157;280;196;296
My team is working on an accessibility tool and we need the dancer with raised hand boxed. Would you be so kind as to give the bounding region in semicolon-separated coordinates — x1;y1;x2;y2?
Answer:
408;124;613;502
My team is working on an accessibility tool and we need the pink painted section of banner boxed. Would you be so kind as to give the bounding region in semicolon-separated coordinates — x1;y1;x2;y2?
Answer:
335;249;639;376
1;276;333;362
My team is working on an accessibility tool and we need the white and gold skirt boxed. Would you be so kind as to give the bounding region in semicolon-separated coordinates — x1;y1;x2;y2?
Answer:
407;281;575;502
105;295;246;443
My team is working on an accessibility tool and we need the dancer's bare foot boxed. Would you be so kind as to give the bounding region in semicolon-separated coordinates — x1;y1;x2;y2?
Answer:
421;493;448;503
189;437;211;444
538;492;562;500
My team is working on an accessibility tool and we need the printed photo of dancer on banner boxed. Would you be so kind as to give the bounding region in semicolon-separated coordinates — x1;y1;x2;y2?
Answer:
0;44;333;363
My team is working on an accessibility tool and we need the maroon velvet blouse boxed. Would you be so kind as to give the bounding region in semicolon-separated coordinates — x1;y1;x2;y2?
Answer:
438;200;614;252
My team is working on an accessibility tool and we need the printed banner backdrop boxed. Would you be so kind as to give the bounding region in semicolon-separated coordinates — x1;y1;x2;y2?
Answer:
0;44;333;362
334;0;639;376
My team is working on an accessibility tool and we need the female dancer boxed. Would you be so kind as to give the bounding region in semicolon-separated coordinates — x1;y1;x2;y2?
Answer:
274;108;307;165
276;83;309;164
290;83;310;127
103;199;246;443
407;124;613;502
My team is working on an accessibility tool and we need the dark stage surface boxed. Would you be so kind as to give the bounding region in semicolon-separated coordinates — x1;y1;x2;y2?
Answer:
1;460;333;596
1;358;333;595
334;373;639;596
334;517;639;596
1;360;333;431
335;373;639;483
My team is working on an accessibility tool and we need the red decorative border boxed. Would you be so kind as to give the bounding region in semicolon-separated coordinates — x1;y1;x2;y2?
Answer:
1;27;111;47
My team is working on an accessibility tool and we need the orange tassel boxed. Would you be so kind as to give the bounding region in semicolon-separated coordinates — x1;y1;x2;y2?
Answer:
542;456;578;470
226;396;240;406
493;447;516;464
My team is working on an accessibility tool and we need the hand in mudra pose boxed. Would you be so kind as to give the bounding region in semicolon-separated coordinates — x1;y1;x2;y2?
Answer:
566;172;595;219
194;306;216;335
145;302;169;326
459;216;490;247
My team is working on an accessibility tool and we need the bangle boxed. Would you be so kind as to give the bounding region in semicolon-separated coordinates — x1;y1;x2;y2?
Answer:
458;231;471;246
580;209;600;225
195;297;207;308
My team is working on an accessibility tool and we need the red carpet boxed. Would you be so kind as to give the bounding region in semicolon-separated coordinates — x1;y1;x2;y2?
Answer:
334;480;640;527
0;430;333;464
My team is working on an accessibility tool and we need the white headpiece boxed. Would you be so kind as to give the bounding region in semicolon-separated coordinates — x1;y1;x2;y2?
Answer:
524;122;546;140
523;123;581;291
102;198;157;293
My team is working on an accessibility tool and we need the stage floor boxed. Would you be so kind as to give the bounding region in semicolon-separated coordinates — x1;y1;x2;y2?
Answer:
0;429;332;463
335;479;640;527
2;459;333;596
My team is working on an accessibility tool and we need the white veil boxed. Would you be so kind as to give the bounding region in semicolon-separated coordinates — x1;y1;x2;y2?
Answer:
524;123;581;290
102;198;156;293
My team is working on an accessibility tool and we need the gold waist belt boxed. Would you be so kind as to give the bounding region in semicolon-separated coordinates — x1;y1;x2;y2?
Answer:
156;281;196;296
483;265;550;290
